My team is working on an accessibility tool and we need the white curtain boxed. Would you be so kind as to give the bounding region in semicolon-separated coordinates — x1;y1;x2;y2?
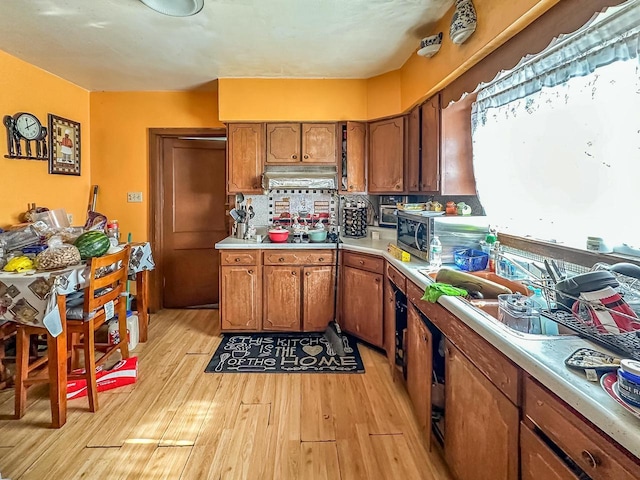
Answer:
471;0;640;250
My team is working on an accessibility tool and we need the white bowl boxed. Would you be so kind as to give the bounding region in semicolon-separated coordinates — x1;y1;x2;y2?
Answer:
417;44;441;58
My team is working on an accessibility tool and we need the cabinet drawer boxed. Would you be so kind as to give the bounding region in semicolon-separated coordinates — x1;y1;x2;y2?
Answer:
221;250;258;266
343;252;384;274
386;263;406;293
524;377;640;480
521;423;579;480
263;250;334;265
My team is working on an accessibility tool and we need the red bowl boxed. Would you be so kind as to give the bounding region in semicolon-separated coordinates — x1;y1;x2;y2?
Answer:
268;229;289;243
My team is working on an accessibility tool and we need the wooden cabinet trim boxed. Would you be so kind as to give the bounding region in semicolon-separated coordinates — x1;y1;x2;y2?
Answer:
407;281;520;405
520;423;580;480
221;249;259;266
263;250;334;266
385;262;407;293
407;106;421;193
343;251;384;274
524;376;640;480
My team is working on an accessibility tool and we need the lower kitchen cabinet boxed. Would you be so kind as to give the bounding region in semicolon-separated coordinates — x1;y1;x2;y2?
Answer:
383;278;396;368
220;265;261;330
406;304;432;447
444;340;519;480
341;265;383;347
263;266;301;331
520;423;579;480
302;265;335;331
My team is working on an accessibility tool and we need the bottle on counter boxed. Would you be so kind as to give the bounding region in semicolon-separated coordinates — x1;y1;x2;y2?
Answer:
484;234;497;272
429;235;442;269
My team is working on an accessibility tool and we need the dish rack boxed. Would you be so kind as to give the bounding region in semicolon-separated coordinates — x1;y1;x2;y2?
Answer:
538;268;640;360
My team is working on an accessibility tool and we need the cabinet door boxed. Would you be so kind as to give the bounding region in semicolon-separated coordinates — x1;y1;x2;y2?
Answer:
341;266;383;347
221;266;261;330
263;266;301;331
302;266;335;332
445;340;519;480
383;278;396;369
227;124;265;193
407;106;421;192
345;121;366;192
421;94;440;192
266;123;301;163
301;123;336;164
521;424;579;480
368;117;405;193
441;92;477;195
406;304;432;447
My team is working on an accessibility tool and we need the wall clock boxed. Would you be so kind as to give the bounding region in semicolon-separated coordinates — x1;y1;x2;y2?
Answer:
3;112;48;160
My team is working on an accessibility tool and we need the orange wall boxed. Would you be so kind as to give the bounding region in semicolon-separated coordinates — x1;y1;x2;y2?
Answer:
89;91;222;242
218;78;368;122
0;50;90;228
400;0;560;110
366;70;402;120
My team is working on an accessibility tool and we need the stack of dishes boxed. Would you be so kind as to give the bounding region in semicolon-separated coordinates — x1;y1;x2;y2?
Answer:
601;359;640;419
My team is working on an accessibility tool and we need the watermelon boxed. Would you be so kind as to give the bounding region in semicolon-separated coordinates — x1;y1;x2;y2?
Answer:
74;231;111;259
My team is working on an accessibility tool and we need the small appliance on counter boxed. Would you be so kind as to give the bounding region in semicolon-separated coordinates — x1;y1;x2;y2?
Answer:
379;195;407;228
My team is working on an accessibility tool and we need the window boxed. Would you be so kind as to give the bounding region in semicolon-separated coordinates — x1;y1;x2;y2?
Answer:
471;0;640;252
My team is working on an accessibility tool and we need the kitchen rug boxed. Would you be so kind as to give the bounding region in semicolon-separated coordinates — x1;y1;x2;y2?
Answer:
205;332;364;374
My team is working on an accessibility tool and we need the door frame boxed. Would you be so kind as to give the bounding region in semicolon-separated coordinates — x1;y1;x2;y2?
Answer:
148;127;227;312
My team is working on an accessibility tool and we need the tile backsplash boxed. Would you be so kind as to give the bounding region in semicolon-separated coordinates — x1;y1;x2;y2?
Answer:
245;190;336;226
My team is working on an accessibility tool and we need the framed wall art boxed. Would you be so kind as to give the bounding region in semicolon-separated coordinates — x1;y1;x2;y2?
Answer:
48;114;81;175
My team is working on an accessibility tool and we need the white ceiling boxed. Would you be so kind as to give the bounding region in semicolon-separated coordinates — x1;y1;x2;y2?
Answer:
0;0;452;91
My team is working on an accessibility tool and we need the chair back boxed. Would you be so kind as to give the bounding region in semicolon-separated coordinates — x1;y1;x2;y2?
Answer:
83;245;131;315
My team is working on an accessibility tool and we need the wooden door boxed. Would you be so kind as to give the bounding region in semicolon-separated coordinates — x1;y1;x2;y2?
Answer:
227;123;264;193
345;121;366;192
407;105;421;192
383;278;396;369
421;94;441;192
301;123;336;164
302;266;335;331
162;138;226;308
406;304;432;448
221;266;261;331
441;92;477;195
368;117;405;193
266;123;300;163
263;266;301;331
520;424;579;480
445;340;519;480
341;266;384;347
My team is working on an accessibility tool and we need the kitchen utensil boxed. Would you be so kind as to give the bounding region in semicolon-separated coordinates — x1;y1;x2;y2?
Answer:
610;263;640;280
550;260;565;282
235;192;245;207
229;208;241;222
235;222;247;239
544;259;559;284
215;353;231;372
268;227;290;243
248;206;255;220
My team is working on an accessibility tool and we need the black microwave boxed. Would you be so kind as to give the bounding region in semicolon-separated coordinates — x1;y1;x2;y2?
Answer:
396;211;434;261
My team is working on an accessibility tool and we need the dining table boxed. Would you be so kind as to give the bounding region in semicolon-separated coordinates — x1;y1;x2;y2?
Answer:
0;241;154;427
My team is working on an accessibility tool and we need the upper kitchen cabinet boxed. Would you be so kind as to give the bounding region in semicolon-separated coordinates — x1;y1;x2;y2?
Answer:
368;116;405;193
266;123;337;164
440;93;477;195
406;94;441;193
227;123;265;194
339;121;367;193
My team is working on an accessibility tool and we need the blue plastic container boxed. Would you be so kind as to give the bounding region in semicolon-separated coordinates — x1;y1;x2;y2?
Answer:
617;368;640;408
454;249;489;272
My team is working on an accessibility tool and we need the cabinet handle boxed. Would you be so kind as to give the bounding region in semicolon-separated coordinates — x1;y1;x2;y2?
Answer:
349;185;354;190
305;272;311;277
319;258;324;262
395;184;401;190
279;257;285;262
359;260;364;265
581;450;599;469
235;258;241;262
248;269;254;274
292;154;297;159
292;271;297;276
375;278;380;283
303;154;309;159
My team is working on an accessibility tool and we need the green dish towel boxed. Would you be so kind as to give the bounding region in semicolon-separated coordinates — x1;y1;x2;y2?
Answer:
421;283;468;303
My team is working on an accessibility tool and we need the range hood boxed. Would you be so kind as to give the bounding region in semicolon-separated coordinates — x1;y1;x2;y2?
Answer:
262;165;338;191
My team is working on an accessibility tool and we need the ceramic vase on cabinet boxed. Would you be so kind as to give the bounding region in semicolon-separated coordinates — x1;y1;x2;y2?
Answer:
450;0;477;45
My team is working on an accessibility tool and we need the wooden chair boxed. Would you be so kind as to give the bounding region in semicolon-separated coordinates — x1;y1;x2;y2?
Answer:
14;245;131;425
66;244;131;412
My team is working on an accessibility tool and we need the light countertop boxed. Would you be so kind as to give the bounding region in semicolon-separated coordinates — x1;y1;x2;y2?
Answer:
216;232;640;458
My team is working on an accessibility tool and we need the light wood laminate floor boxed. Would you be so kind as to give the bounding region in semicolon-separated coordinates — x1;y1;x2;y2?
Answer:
0;309;453;480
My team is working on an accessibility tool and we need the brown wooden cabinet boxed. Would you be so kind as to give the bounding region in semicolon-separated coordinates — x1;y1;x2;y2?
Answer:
406;106;421;192
220;265;261;330
341;121;367;193
441;92;477;195
520;424;579;480
444;340;519;480
226;123;265;193
302;265;335;332
341;265;383;348
266;123;336;164
406;304;432;448
263;265;301;331
420;94;440;192
383;278;396;369
368;116;405;193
